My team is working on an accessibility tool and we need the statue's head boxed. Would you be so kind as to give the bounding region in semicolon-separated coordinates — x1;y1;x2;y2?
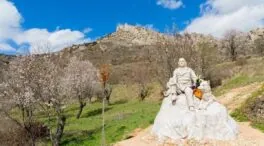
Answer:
198;80;211;93
178;58;187;67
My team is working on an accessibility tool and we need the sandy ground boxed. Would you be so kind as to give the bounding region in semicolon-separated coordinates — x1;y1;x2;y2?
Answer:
114;83;264;146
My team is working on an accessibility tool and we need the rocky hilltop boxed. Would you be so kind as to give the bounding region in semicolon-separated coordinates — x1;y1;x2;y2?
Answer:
57;24;264;83
1;24;264;84
98;24;168;46
249;28;264;41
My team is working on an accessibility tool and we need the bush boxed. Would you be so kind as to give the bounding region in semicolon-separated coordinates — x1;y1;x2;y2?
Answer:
241;85;264;123
244;95;264;123
0;125;29;146
138;85;150;101
0;120;49;146
204;68;223;88
235;57;247;66
25;121;50;139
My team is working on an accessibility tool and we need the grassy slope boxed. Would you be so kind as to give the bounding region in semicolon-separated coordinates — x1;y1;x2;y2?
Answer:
230;84;264;133
213;57;264;96
35;57;263;145
36;83;162;146
60;101;160;146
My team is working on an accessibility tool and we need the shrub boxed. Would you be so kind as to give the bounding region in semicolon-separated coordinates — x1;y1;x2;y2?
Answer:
0;124;29;146
24;122;50;139
235;57;247;66
244;95;264;123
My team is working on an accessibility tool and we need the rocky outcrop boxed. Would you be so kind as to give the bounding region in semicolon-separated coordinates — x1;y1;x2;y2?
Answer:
98;24;169;46
249;28;264;41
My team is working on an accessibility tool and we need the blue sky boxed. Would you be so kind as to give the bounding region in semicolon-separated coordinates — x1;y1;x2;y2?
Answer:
1;0;264;55
12;0;204;38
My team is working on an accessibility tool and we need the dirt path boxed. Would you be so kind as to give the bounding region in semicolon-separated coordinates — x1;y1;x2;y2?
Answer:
114;83;264;146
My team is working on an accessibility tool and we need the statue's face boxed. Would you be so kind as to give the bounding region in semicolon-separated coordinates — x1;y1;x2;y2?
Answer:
178;58;187;67
198;80;211;93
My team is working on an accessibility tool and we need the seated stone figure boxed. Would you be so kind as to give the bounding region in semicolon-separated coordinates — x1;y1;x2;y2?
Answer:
189;80;239;141
195;81;216;110
172;58;197;111
151;76;196;144
151;72;238;145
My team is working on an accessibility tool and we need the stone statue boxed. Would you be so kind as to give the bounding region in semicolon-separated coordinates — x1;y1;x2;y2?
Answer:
151;59;238;143
172;58;197;111
164;77;178;105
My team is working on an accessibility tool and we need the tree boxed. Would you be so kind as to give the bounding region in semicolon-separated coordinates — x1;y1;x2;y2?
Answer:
254;37;264;56
197;41;218;76
222;30;246;61
133;65;150;101
99;64;110;146
63;57;98;119
93;82;112;105
1;56;39;146
8;52;69;146
35;55;68;146
197;41;221;87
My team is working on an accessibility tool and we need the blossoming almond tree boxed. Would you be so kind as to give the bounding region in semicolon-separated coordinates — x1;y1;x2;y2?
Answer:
2;53;69;146
63;57;98;119
34;55;69;146
1;56;40;146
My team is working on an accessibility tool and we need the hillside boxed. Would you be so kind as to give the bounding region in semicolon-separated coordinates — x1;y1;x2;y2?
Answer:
1;25;264;85
1;25;264;145
54;25;262;84
0;54;14;82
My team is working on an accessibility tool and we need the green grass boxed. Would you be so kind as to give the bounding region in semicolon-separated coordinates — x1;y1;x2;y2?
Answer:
252;122;264;133
230;109;248;122
213;75;264;96
230;84;264;133
41;100;160;146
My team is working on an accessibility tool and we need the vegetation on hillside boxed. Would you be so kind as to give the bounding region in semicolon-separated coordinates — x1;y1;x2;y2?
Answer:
1;26;264;146
231;84;264;132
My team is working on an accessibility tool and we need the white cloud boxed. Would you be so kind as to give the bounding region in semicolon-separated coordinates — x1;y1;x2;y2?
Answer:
0;0;21;41
185;0;264;37
83;27;92;34
14;28;90;53
202;0;264;14
157;0;183;10
0;43;16;52
0;0;92;54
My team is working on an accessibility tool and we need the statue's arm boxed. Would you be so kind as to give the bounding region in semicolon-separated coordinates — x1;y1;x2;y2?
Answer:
172;69;182;93
190;68;198;83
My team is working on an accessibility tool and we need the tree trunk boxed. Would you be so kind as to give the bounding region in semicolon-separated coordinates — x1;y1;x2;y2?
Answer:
76;101;86;119
104;85;112;105
25;124;36;146
53;106;66;146
53;115;66;146
29;131;36;146
87;97;92;104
